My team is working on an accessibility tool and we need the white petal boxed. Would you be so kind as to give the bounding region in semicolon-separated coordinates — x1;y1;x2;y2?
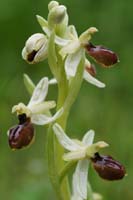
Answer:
22;47;27;60
82;130;95;146
67;25;78;39
42;26;70;46
31;108;63;125
59;40;80;58
83;70;106;88
28;77;48;107
55;35;71;46
65;49;83;78
72;159;89;199
49;78;57;85
30;101;56;114
53;123;82;151
63;150;86;161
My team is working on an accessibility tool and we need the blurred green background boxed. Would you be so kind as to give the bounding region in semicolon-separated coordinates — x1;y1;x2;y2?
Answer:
0;0;132;199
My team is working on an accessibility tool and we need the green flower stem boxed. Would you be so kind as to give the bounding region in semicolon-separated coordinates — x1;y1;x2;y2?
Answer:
47;125;62;200
59;160;77;183
47;31;85;200
54;53;85;200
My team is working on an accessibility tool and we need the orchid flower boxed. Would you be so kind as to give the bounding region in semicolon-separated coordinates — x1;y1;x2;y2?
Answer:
53;123;108;200
12;77;63;125
58;26;107;88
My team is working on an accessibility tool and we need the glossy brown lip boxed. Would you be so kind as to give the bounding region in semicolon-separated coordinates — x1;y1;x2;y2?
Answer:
85;42;119;68
27;50;37;62
8;114;34;149
91;153;126;181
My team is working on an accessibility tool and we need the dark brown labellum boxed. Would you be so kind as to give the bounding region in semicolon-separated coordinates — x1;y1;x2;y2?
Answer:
85;63;96;77
91;153;126;181
8;114;34;149
85;42;119;68
27;50;37;62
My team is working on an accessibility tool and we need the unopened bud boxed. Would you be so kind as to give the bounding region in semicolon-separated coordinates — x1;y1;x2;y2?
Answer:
48;1;59;11
22;33;48;64
48;5;66;28
85;42;119;67
91;153;126;180
8;114;34;149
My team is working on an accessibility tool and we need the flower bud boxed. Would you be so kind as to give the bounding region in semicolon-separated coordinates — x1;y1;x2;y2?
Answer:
22;33;48;64
91;153;126;181
48;5;66;28
48;1;59;11
8;114;34;149
85;42;119;67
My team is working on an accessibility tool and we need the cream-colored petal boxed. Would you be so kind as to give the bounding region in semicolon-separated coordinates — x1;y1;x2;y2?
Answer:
53;123;82;151
63;150;86;161
31;108;63;125
28;77;48;107
82;130;95;146
67;25;78;39
83;70;106;88
12;103;31;116
30;101;56;114
49;78;57;85
72;159;89;199
65;49;83;78
59;40;80;58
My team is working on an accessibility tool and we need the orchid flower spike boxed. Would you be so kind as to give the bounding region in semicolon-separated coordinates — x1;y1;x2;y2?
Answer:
53;123;108;200
12;77;63;125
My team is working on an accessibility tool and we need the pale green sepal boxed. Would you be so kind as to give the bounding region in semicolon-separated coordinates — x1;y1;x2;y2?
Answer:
23;74;35;95
30;101;56;114
40;24;70;46
59;40;80;59
55;35;71;46
63;150;86;161
65;49;83;78
49;78;57;85
64;51;85;112
28;77;48;107
31;108;63;125
36;15;48;29
79;27;98;45
53;123;82;151
83;70;106;88
82;130;95;146
87;141;109;158
67;25;78;39
12;103;31;117
72;159;89;199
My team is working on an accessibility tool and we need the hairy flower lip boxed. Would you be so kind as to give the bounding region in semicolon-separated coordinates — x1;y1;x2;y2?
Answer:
85;42;119;67
8;114;34;150
27;50;38;62
91;153;126;181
